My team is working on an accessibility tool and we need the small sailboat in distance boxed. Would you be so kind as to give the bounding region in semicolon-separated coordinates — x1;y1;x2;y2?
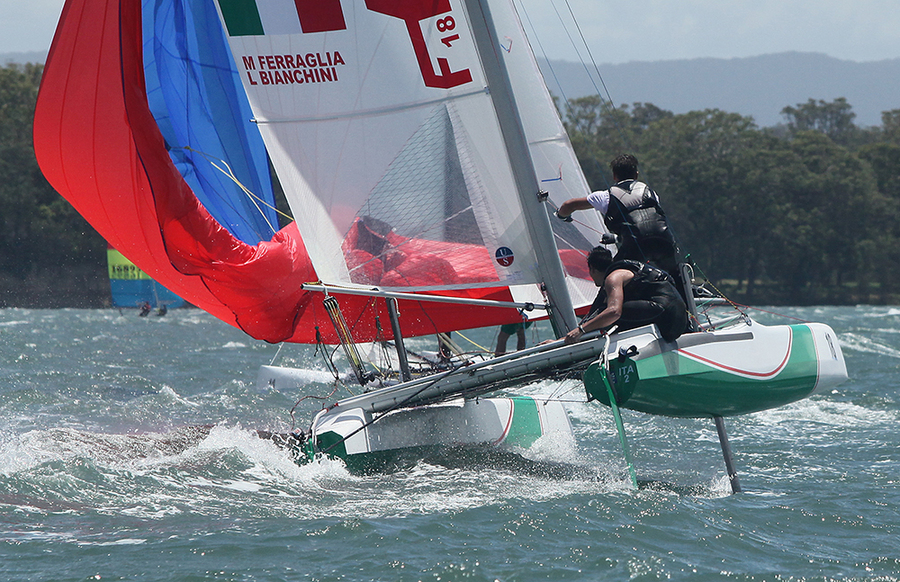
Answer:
107;245;185;311
34;0;846;489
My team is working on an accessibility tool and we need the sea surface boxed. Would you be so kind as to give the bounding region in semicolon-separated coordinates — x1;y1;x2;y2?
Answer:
0;306;897;581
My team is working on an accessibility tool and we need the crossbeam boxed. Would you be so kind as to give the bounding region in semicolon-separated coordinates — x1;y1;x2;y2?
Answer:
301;283;546;311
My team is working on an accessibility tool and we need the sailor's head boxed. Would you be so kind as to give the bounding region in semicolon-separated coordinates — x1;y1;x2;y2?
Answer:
610;153;639;182
586;246;613;286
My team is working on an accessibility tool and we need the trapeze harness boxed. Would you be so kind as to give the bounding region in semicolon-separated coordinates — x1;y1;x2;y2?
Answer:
583;259;688;342
604;180;678;274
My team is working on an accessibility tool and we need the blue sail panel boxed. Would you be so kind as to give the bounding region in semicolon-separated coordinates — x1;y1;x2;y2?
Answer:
142;0;277;244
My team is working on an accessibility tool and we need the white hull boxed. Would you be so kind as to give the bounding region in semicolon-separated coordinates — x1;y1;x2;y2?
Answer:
263;317;847;466
586;320;848;417
309;396;572;463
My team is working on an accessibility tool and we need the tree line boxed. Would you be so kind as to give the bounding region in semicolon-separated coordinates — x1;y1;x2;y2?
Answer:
0;63;108;307
564;96;900;304
2;62;900;306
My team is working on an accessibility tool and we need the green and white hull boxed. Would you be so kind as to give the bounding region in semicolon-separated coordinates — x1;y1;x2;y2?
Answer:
282;337;608;468
274;318;846;469
584;321;848;417
307;396;571;471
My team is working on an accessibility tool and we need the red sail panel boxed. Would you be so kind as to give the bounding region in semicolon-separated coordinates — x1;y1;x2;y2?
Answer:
33;0;530;344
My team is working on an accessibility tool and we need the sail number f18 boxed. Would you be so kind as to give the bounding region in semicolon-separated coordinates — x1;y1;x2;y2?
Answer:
218;0;473;90
366;0;473;89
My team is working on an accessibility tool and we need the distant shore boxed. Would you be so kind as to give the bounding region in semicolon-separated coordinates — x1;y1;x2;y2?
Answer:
0;264;893;310
0;265;111;309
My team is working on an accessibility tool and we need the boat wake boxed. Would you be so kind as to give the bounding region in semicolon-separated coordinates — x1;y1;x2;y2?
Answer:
0;418;739;533
746;397;898;435
0;425;214;475
839;332;900;358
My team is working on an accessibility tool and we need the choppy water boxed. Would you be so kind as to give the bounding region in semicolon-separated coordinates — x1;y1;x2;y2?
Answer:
0;306;897;581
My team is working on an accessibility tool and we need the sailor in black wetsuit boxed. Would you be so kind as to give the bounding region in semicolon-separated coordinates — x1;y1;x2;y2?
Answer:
556;154;684;296
564;246;688;345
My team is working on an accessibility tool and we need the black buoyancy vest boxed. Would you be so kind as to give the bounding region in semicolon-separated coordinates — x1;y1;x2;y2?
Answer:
608;259;680;303
583;260;682;321
603;180;671;242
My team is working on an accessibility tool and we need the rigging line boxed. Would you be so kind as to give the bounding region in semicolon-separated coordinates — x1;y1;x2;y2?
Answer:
687;264;799;328
541;0;639;174
545;197;606;238
341;295;404;378
688;260;750;318
543;373;585;405
547;0;603;101
181;145;294;229
289;384;339;430
373;316;397;377
560;0;617;108
452;330;491;354
324;296;374;385
184;146;283;231
322;341;362;397
269;342;285;366
414;294;472;344
344;296;381;341
314;326;342;382
172;146;277;239
545;0;623;127
729;303;811;324
514;0;570;105
408;295;502;363
317;359;474;456
554;229;598;253
310;293;346;383
437;332;467;359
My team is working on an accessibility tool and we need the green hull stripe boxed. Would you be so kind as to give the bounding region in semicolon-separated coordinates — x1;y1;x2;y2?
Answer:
314;430;347;458
504;397;543;447
217;0;264;37
585;325;821;417
308;397;547;465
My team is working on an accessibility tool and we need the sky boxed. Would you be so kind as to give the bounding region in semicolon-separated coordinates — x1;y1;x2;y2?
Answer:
3;0;900;64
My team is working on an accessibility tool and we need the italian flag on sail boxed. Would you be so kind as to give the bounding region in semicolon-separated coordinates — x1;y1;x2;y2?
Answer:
216;0;347;37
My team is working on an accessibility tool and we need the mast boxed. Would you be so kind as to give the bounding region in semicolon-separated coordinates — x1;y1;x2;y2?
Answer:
462;0;577;337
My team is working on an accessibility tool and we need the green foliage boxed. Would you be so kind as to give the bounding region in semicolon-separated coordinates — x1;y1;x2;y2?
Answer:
3;58;900;306
565;96;900;304
881;110;900;145
0;63;105;288
781;98;859;145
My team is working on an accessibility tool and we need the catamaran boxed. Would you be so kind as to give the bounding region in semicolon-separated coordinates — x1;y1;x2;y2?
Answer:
34;0;847;490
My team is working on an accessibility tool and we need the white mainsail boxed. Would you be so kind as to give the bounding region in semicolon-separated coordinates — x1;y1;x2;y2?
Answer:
213;0;604;321
486;0;604;310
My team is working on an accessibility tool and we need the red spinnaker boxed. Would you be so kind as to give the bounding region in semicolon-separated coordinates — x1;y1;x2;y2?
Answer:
33;0;529;343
